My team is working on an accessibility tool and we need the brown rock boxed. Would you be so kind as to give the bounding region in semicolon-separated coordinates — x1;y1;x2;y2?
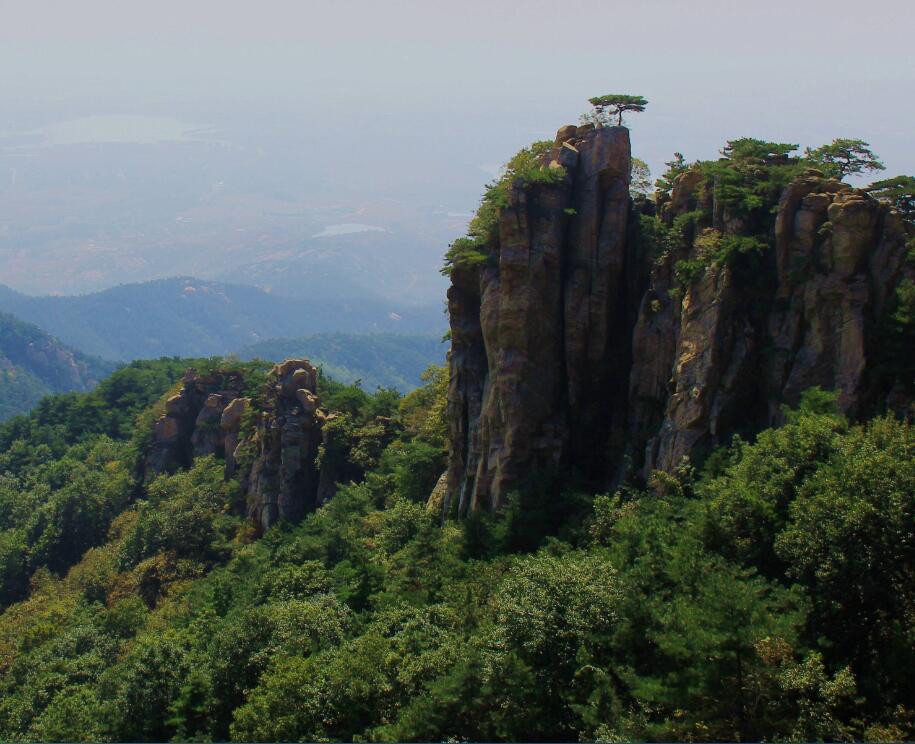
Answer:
241;359;325;529
446;136;914;513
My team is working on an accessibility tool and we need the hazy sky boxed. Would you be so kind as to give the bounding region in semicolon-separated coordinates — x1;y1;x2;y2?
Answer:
2;0;913;174
0;0;913;295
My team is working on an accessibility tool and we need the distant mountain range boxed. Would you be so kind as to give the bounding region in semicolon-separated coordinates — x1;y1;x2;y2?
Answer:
0;312;116;420
0;278;446;361
237;332;446;392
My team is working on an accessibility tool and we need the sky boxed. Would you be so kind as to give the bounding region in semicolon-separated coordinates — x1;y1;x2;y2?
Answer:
0;0;913;295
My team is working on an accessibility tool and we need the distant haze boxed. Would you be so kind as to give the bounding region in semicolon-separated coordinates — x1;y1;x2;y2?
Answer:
1;0;912;298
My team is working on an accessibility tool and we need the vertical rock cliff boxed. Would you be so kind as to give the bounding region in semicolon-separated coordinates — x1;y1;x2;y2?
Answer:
446;126;914;513
244;360;324;529
145;360;328;530
447;125;647;513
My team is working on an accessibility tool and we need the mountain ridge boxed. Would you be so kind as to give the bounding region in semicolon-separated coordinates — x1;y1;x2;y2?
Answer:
0;277;446;361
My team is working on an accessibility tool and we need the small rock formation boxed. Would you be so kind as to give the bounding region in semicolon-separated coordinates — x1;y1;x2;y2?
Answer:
446;126;914;514
146;369;246;474
243;360;324;529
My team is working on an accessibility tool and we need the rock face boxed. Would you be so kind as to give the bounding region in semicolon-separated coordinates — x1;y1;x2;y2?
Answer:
146;369;246;475
244;360;324;529
446;125;643;514
446;127;914;514
145;359;331;530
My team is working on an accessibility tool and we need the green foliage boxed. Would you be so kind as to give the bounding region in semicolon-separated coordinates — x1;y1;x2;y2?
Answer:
701;137;805;218
0;311;116;422
867;174;915;219
117;457;241;576
0;351;912;742
805;137;886;180
586;93;648;126
443;140;566;275
630;157;652;196
674;231;769;286
654;151;688;200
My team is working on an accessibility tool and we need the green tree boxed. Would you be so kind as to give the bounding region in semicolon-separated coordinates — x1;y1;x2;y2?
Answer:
630;157;652;196
776;414;915;708
867;174;915;219
587;94;648;126
654;151;688;199
805;138;885;180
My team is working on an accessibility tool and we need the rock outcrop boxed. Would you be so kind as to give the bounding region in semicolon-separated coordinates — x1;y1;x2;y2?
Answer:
446;126;914;514
146;369;247;474
145;360;333;529
243;360;325;529
447;125;645;514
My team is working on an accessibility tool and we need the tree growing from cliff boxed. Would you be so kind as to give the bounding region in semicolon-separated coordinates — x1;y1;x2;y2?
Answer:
654;152;688;200
804;138;885;180
867;175;915;220
586;94;647;126
630;157;652;196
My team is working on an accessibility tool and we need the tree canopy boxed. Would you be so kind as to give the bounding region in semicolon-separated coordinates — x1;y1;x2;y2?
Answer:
867;175;915;219
630;157;652;196
586;94;648;126
804;138;885;180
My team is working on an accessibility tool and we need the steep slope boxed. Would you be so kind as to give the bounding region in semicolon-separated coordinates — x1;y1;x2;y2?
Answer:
0;312;115;420
445;126;914;513
0;278;446;361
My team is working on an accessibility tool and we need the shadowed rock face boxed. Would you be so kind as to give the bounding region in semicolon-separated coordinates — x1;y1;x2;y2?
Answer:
144;360;328;530
446;125;645;514
446;127;914;514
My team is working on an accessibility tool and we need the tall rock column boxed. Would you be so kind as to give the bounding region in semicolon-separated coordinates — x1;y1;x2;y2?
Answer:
446;124;636;513
244;360;324;529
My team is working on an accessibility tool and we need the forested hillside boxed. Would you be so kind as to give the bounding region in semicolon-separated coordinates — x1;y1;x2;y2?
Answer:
0;279;444;361
0;117;913;743
0;313;115;421
0;357;911;741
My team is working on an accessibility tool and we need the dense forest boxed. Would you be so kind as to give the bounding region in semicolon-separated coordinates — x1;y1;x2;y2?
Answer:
0;355;911;742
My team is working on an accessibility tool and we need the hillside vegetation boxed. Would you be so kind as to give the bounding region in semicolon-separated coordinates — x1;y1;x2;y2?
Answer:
0;121;912;743
0;358;911;742
0;313;115;422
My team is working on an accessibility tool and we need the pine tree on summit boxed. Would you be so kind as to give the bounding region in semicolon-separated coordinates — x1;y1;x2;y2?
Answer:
585;94;648;126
